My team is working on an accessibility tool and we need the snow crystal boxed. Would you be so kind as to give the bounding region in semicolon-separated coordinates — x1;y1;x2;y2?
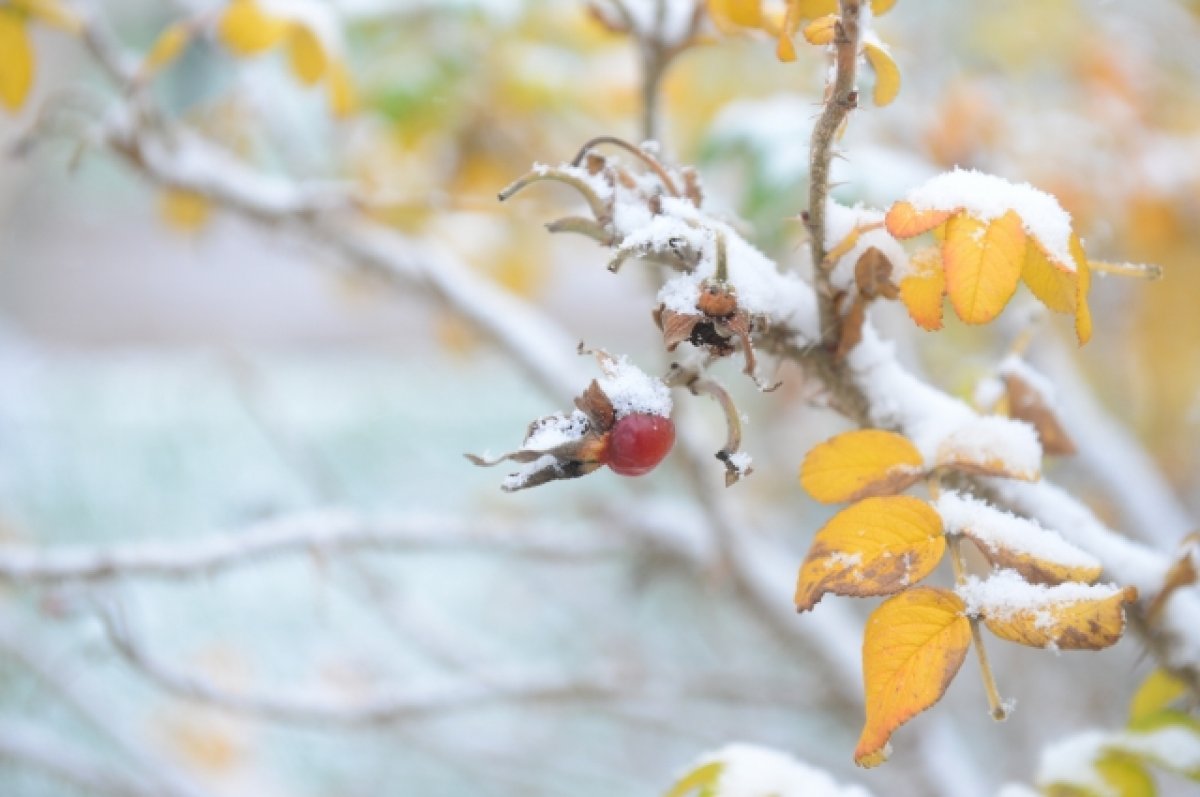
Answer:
936;415;1042;480
523;410;590;450
824;551;863;572
695;744;874;797
596;356;672;419
936;491;1100;572
956;569;1123;622
973;376;1005;411
727;451;754;476
904;168;1077;271
824;200;913;289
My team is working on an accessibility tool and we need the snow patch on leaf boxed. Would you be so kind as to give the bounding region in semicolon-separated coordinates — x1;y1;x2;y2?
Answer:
596;356;672;419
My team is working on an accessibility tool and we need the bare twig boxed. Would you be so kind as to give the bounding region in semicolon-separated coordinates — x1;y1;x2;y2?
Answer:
0;511;622;585
0;722;161;797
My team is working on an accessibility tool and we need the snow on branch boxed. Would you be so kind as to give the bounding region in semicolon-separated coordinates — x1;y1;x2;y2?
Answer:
0;511;623;584
0;721;161;797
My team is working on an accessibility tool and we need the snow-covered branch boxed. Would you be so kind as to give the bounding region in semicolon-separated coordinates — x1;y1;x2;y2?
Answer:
0;510;622;584
0;722;161;797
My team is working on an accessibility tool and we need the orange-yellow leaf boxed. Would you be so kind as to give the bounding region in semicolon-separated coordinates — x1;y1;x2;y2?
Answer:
942;210;1025;325
963;571;1137;650
855;587;971;768
217;0;287;57
1021;238;1076;314
799;429;925;503
1072;234;1093;346
0;10;34;113
707;0;762;31
863;41;900;106
286;23;327;85
884;201;955;239
142;22;192;77
802;14;838;45
795;496;945;611
936;491;1101;586
899;247;945;331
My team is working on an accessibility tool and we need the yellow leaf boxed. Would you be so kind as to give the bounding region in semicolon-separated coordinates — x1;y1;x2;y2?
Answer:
1072;234;1093;345
1125;710;1200;779
1094;754;1156;797
1021;238;1076;314
664;761;724;797
0;9;34;113
972;577;1137;650
795;496;945;611
855;587;971;768
863;42;900;106
884;201;955;239
799;429;925;503
802;14;838;45
13;0;80;33
327;59;358;118
775;0;802;61
142;22;192;77
899;247;945;331
1129;669;1188;724
871;0;897;13
286;23;327;85
706;0;762;32
159;188;213;232
217;0;287;57
942;210;1025;325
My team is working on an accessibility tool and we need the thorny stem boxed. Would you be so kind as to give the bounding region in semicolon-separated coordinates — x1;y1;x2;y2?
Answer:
807;0;863;350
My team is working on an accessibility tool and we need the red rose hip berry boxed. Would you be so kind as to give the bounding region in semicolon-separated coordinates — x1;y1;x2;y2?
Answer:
604;413;675;476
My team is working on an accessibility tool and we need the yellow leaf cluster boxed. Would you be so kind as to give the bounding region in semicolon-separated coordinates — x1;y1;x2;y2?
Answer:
863;41;900;106
885;196;1094;343
795;496;945;611
855;587;970;767
215;0;358;117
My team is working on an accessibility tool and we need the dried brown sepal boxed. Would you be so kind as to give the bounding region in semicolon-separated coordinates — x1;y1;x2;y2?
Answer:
1003;373;1076;456
681;166;704;208
1146;532;1200;623
835;295;867;360
575;380;616;433
854;246;900;299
